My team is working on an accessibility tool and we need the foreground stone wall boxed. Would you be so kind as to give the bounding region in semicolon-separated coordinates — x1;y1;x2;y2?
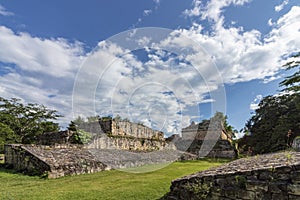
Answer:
162;151;300;200
4;144;51;175
4;144;185;178
4;144;109;178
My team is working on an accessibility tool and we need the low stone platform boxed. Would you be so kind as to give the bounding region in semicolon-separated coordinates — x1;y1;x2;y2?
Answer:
162;151;300;200
4;144;190;178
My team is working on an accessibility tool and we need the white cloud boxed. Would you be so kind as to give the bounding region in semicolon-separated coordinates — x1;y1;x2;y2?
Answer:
0;26;84;78
268;18;274;26
0;26;84;127
183;0;202;17
181;3;300;85
0;4;14;16
275;0;289;12
250;95;263;110
143;9;152;16
184;0;252;21
153;0;160;4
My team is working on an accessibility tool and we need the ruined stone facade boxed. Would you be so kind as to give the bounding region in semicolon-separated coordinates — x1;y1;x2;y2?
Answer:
83;119;171;151
171;121;237;159
162;151;300;200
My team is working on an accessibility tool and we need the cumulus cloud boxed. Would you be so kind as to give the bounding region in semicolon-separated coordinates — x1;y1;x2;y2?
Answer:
275;0;289;12
0;4;14;16
183;0;252;21
0;26;84;77
182;2;300;85
0;26;84;127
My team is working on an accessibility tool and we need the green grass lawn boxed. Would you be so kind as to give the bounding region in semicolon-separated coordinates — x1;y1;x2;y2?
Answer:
0;159;227;200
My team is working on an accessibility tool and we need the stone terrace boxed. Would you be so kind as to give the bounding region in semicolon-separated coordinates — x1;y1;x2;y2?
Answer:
163;151;300;200
4;144;189;178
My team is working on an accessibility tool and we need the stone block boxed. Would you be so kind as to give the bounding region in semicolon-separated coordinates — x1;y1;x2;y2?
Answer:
269;182;288;193
246;181;268;192
288;184;300;195
289;194;300;200
292;137;300;152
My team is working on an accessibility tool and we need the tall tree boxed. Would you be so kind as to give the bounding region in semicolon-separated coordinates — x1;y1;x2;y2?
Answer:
0;97;61;144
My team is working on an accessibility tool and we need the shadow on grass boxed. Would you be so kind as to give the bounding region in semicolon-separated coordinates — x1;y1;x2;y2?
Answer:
0;162;20;174
0;162;47;179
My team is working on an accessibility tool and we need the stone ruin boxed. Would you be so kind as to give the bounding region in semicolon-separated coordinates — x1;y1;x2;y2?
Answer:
4;118;237;178
170;120;237;159
162;151;300;200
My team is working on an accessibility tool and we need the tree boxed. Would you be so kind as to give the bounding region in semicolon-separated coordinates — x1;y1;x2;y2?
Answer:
280;52;300;92
87;116;99;122
0;122;16;153
239;93;300;154
0;97;61;144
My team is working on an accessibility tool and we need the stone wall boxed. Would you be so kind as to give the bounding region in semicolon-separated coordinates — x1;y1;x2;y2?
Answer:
110;120;164;140
162;151;300;200
4;144;51;175
87;135;175;151
4;144;108;178
4;144;185;178
182;121;232;142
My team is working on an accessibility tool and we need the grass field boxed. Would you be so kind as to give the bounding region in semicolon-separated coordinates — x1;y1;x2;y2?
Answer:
0;159;227;200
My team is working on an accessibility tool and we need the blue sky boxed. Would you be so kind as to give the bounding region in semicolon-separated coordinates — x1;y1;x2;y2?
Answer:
0;0;300;137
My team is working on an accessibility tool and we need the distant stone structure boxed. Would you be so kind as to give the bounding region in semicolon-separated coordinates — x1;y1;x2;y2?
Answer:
162;151;300;200
170;120;237;159
83;119;173;151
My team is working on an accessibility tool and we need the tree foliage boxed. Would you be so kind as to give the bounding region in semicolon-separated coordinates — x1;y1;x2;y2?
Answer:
280;52;300;92
240;94;300;154
0;97;61;149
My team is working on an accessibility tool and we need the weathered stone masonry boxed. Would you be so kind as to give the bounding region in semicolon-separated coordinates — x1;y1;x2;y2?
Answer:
162;151;300;200
4;144;108;178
